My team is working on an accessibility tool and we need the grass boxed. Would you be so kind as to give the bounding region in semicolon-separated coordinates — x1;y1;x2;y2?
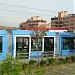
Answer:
13;58;75;75
21;62;75;75
45;63;75;75
1;57;75;75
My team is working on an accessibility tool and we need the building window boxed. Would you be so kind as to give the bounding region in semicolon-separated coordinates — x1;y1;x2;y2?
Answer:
63;37;75;50
70;20;74;22
70;27;74;29
0;37;2;53
70;23;74;25
31;37;42;51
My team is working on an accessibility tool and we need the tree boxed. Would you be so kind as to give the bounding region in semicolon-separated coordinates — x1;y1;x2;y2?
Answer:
31;30;46;65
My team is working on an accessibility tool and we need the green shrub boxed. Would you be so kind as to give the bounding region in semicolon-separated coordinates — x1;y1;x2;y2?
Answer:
23;65;33;75
29;59;37;65
40;60;46;66
71;56;75;62
65;56;71;63
47;58;56;64
22;63;28;70
57;58;66;64
35;66;46;75
0;58;22;75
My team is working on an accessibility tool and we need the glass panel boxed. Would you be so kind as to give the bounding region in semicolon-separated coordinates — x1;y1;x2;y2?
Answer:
38;38;42;50
63;37;75;50
16;37;29;58
16;37;23;53
23;38;29;48
0;37;2;53
31;37;36;51
44;37;54;52
17;38;22;49
31;37;42;51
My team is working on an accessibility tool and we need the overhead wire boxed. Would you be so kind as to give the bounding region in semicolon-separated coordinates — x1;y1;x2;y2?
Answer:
0;2;57;13
0;2;56;25
0;8;53;17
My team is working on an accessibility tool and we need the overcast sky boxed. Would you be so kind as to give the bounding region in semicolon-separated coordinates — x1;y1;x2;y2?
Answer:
0;0;74;27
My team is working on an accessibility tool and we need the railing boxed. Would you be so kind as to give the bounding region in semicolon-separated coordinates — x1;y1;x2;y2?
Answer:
13;51;75;64
15;51;61;60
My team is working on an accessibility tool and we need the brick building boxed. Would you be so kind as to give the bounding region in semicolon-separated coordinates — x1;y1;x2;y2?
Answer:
19;16;50;29
51;11;75;32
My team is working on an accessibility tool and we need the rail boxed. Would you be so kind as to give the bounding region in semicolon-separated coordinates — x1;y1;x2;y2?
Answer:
15;51;61;59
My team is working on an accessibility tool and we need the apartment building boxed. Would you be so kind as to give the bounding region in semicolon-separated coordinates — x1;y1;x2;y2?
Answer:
19;16;50;29
51;11;75;32
19;16;46;29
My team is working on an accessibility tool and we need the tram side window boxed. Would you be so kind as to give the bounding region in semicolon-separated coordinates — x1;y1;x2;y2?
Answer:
31;37;42;51
0;37;2;53
16;37;29;52
44;37;54;51
63;37;74;50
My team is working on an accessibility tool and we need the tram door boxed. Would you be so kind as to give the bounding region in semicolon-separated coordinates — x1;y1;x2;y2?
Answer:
44;37;54;52
16;37;29;58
